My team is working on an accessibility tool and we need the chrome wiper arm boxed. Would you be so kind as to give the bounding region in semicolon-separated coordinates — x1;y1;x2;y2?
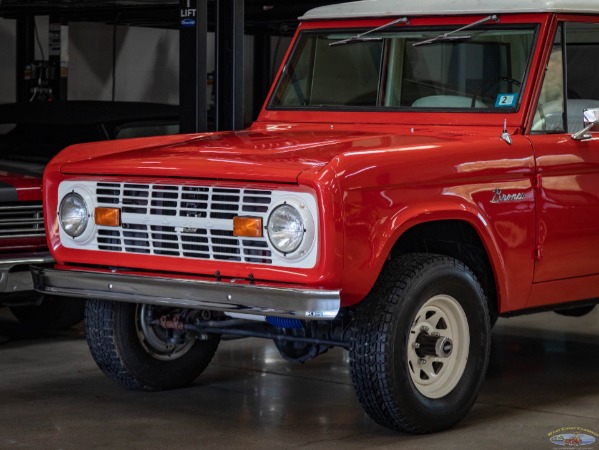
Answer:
412;14;499;47
329;17;409;47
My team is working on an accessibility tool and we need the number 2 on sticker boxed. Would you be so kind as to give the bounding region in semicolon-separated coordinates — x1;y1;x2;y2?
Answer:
495;93;517;107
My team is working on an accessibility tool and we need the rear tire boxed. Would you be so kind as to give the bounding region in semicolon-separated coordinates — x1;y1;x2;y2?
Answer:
350;253;490;433
85;299;220;391
554;304;595;317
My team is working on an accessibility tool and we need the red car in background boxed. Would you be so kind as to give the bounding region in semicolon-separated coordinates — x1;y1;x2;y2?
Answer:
0;101;178;328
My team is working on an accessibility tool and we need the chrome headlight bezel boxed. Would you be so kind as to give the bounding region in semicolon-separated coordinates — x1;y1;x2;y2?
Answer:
266;197;316;261
59;192;89;238
57;185;96;243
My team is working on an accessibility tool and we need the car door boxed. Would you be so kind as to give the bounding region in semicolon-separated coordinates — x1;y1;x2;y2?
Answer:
529;21;599;285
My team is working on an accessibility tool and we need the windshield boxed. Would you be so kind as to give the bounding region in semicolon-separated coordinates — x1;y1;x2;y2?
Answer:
270;26;537;111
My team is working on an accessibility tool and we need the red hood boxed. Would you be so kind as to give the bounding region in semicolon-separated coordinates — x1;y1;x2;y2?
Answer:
59;129;451;183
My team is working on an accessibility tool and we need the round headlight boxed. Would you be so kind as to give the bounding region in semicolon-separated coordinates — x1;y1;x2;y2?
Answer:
59;193;89;238
267;204;305;254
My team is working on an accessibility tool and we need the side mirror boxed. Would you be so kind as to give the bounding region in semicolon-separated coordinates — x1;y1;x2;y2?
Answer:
572;108;599;141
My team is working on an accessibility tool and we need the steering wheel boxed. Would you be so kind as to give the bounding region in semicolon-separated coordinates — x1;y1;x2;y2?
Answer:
471;77;522;108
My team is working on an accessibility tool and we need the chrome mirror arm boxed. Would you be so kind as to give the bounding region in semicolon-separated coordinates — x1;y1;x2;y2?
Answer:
571;123;596;141
572;109;599;141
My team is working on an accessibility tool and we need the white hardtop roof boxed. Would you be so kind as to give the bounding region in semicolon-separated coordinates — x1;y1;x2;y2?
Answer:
300;0;599;20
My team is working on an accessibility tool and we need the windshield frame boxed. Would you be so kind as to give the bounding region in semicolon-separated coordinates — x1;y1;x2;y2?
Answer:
262;12;556;128
267;23;539;115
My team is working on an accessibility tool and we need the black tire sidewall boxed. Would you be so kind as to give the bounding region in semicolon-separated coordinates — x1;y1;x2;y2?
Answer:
349;255;491;433
86;300;219;390
387;262;490;430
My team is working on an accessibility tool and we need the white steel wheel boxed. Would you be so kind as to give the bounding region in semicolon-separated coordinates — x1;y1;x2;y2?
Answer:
350;253;491;433
407;294;470;399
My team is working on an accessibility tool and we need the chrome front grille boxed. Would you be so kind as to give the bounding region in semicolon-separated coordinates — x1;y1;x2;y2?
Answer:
94;182;274;264
0;203;45;239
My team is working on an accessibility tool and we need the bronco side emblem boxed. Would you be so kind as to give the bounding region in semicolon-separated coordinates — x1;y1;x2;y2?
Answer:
491;189;526;203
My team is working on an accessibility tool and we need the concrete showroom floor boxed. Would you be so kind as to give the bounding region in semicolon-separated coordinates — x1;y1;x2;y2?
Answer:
0;302;598;450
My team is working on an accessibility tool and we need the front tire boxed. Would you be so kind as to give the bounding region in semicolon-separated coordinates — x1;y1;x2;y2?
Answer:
350;254;490;433
85;299;220;391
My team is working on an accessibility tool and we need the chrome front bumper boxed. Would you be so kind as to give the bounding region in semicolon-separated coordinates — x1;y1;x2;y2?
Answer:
0;252;54;293
31;266;341;320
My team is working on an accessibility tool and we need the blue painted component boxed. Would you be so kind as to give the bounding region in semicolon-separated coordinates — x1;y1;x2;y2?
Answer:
266;316;303;329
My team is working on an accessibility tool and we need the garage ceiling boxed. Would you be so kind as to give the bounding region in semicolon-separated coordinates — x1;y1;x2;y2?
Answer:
0;1;333;30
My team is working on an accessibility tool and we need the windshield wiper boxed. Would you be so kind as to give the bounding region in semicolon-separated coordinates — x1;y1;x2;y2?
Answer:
412;14;499;47
329;17;409;47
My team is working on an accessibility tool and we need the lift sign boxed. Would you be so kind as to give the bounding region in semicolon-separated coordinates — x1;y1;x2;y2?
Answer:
181;0;197;28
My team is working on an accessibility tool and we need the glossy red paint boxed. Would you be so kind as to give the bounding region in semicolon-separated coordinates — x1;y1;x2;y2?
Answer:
304;128;537;310
42;10;599;316
45;123;536;310
59;129;411;183
527;134;599;296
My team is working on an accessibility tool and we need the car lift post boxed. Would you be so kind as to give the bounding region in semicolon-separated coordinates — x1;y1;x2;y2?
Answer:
179;0;208;133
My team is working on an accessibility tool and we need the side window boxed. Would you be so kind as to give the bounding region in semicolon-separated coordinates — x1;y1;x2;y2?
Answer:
532;27;564;132
532;22;599;133
563;22;599;132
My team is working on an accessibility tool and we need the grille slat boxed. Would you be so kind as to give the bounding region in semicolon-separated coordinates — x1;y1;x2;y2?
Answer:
0;218;44;224
95;183;273;264
0;203;45;239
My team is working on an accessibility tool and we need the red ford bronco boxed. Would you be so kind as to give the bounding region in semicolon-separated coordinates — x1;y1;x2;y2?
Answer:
33;0;599;433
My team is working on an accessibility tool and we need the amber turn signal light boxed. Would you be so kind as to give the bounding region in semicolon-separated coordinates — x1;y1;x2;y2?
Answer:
233;216;263;237
95;207;121;227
